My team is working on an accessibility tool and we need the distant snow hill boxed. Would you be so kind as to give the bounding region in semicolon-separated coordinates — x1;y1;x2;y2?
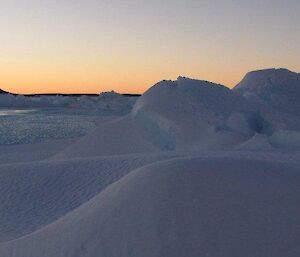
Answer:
0;91;138;113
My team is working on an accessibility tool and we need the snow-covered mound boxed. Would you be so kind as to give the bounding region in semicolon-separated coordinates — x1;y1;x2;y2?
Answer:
234;68;300;129
96;91;137;114
99;90;124;99
235;68;300;112
132;77;264;151
1;156;300;257
59;77;267;158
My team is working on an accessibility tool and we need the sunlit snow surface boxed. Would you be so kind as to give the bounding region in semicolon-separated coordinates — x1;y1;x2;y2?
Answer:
0;108;111;145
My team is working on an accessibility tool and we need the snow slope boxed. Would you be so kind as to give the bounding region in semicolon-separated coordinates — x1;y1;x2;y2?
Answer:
57;115;159;158
0;152;176;241
132;76;265;152
0;139;75;164
1;156;300;257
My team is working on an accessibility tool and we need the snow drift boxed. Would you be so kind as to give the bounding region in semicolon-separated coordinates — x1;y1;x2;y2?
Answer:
57;115;160;158
132;76;265;152
1;156;300;257
0;153;174;241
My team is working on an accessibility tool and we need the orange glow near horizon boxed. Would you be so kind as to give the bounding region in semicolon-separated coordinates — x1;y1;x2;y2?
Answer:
1;63;299;95
0;1;299;94
1;66;299;95
0;68;245;95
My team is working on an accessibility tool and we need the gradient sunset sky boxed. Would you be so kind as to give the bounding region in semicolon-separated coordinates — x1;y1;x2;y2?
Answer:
0;0;299;94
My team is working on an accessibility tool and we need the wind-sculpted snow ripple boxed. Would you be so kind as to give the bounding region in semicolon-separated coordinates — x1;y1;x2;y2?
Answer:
0;153;176;241
1;156;300;257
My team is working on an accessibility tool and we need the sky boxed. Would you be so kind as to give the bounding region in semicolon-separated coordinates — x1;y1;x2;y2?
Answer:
0;0;299;94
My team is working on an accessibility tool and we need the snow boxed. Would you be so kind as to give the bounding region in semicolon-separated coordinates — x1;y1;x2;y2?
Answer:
0;92;137;114
0;139;75;164
234;68;300;131
132;76;264;152
234;69;300;111
1;68;300;257
57;115;160;159
0;153;176;241
1;156;300;257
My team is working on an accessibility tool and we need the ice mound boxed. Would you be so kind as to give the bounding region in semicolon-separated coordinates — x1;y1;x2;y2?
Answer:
234;68;300;114
96;91;137;114
132;77;264;151
234;68;300;131
61;77;265;158
2;157;300;257
99;90;123;98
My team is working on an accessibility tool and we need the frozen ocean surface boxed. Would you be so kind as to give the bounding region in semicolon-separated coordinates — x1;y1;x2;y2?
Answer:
0;108;114;145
